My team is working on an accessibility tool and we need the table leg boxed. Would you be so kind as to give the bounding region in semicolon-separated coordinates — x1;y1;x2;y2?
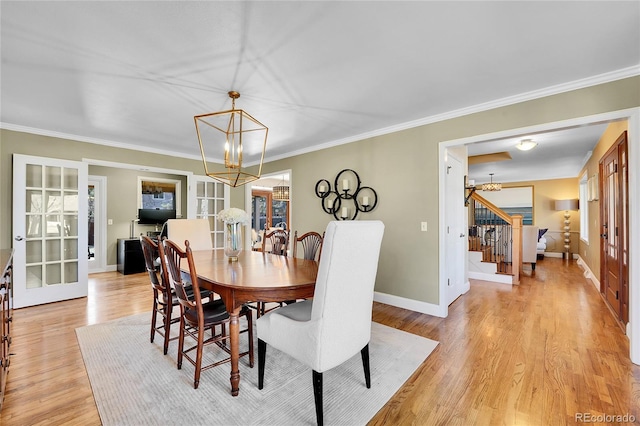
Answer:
229;307;241;396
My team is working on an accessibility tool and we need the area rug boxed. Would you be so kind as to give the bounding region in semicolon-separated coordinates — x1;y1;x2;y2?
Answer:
76;312;438;426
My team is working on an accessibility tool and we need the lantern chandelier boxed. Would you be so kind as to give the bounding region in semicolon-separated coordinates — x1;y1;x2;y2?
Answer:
482;173;502;191
272;176;290;201
194;91;268;187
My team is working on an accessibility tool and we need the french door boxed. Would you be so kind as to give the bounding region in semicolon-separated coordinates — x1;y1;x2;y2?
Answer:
193;176;228;248
600;131;629;324
12;154;88;308
251;190;289;231
88;176;107;273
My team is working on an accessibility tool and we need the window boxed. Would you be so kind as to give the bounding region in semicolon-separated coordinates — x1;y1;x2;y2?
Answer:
579;173;589;242
137;177;182;217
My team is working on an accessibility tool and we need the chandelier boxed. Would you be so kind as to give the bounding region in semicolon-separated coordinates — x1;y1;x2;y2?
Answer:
194;91;268;187
272;176;290;201
482;173;502;191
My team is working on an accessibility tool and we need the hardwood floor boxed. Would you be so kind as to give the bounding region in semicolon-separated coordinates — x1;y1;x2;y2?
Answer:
1;257;639;425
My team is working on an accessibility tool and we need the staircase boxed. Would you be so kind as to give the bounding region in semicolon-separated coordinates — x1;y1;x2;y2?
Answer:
467;191;522;285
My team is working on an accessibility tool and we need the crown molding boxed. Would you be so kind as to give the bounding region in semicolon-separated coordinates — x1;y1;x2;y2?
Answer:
0;122;206;162
264;66;640;163
2;65;639;165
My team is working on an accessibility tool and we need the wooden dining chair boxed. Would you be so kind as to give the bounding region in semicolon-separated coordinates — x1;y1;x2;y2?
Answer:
257;221;385;426
140;235;177;355
161;238;254;389
292;231;324;261
261;228;289;255
253;228;290;317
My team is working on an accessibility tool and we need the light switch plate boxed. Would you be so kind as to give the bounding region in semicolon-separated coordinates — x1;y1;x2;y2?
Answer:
421;222;428;232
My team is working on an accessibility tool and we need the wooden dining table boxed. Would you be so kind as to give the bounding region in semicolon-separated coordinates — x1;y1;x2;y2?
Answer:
184;249;318;396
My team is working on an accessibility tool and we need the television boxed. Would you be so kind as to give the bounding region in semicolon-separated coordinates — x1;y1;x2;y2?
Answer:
138;208;176;225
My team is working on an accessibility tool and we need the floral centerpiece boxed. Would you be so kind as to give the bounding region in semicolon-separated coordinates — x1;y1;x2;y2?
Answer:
218;208;250;261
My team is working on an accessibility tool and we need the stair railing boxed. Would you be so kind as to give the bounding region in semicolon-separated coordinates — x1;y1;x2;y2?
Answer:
468;191;522;284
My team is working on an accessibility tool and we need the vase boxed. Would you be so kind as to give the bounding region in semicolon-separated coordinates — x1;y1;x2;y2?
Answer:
224;222;243;262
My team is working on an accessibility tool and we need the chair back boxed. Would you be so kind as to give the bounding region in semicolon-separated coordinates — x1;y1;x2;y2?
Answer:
522;225;539;264
292;231;324;261
165;219;213;251
139;236;169;301
262;228;289;255
161;239;204;323
311;221;384;371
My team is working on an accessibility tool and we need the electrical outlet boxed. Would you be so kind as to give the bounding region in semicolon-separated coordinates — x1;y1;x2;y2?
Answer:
421;222;428;232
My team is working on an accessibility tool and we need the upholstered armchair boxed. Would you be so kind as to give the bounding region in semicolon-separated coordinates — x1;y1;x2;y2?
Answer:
256;220;385;426
522;225;539;270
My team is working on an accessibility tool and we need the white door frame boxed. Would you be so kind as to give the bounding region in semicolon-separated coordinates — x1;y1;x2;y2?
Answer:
244;169;292;250
88;175;107;273
439;107;640;364
83;158;195;218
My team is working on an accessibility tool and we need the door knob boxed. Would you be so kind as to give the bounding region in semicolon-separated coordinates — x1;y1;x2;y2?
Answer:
14;236;24;241
460;233;466;238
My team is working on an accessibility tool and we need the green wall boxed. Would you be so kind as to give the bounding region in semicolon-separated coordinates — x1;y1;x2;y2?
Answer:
88;166;188;266
0;131;220;264
1;76;639;306
260;76;639;305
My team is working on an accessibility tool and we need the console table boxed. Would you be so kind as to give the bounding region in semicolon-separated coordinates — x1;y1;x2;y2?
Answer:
117;238;146;275
0;249;13;411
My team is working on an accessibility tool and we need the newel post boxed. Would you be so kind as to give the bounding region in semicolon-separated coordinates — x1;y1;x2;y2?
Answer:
512;215;522;285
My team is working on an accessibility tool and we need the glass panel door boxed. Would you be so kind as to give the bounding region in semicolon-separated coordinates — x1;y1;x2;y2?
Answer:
252;194;268;231
13;154;88;308
271;200;289;230
193;177;227;248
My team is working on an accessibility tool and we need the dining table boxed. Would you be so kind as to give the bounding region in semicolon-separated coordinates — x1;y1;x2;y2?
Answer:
184;248;318;396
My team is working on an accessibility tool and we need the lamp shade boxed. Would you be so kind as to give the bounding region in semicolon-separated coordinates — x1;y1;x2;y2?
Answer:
554;199;579;211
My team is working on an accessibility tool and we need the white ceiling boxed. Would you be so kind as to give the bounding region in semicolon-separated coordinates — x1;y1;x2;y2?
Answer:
2;1;639;182
466;122;610;185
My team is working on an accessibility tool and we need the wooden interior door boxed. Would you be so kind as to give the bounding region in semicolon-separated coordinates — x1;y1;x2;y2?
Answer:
600;131;629;323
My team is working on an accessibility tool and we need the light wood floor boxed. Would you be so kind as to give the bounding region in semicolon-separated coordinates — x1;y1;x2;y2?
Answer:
1;257;639;425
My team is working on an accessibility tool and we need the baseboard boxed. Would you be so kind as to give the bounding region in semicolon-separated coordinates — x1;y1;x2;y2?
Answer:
374;291;447;318
576;255;600;291
543;252;578;259
468;270;512;285
89;264;117;274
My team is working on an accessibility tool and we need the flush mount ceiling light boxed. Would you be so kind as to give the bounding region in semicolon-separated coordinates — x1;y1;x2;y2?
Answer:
482;173;502;191
194;91;268;187
515;138;537;151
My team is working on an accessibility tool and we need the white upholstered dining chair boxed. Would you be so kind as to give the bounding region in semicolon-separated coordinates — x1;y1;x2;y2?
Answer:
164;218;213;298
165;218;213;250
256;220;385;426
